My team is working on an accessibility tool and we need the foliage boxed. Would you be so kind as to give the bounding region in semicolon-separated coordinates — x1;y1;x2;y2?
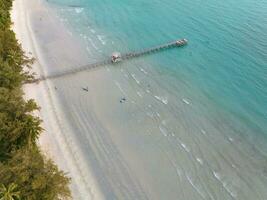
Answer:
0;88;42;160
0;0;12;29
0;148;71;200
0;183;20;200
0;0;71;199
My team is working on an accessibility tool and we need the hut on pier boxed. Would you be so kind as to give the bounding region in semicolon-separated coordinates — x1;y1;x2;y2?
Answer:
111;52;122;63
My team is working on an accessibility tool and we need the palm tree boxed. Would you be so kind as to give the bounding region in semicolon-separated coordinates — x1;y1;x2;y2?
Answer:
0;183;20;200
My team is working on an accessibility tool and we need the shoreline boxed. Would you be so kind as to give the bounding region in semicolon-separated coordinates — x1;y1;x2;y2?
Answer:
11;0;104;199
10;1;154;199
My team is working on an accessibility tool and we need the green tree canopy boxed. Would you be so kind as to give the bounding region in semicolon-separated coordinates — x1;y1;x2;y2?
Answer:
0;0;71;199
0;148;71;200
0;183;20;200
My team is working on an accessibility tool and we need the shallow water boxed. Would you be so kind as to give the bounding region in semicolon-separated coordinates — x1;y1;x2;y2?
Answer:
38;0;267;199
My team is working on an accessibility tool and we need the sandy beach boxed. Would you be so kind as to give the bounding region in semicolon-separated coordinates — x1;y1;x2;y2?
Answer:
11;0;105;199
11;1;154;199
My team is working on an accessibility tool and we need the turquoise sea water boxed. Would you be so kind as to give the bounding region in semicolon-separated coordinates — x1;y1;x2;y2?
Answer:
50;0;267;152
44;0;267;198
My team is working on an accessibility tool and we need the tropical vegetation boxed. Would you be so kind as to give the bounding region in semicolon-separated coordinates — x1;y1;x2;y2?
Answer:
0;0;71;199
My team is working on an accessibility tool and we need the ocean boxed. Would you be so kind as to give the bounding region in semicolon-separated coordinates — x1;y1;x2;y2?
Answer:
41;0;267;199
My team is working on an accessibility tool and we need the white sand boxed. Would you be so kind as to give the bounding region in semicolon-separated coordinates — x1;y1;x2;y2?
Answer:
11;0;104;199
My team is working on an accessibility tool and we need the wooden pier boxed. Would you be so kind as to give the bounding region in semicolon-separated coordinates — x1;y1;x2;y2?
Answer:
35;39;187;82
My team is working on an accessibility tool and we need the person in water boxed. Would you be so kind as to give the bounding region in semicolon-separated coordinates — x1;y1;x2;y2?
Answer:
120;97;126;103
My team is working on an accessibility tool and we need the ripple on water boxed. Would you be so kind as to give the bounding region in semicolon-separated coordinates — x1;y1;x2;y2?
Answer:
74;8;84;13
47;0;267;198
154;95;168;105
131;74;140;85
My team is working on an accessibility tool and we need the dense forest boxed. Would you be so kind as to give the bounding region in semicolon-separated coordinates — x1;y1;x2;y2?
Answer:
0;0;71;199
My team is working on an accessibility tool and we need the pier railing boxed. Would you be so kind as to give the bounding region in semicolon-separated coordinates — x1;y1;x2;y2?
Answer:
34;38;187;82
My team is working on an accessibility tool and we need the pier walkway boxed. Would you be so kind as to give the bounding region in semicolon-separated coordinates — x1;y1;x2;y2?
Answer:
35;39;187;82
